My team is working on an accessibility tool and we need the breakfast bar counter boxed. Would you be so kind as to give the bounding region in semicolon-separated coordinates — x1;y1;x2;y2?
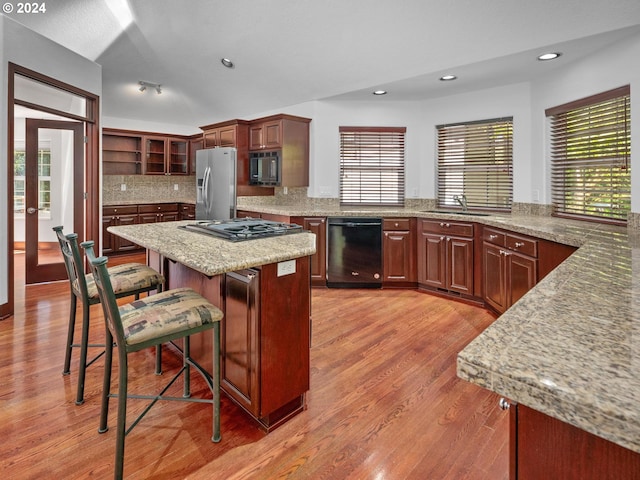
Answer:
108;220;316;276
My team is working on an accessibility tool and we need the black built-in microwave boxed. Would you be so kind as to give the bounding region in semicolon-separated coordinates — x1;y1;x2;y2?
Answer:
249;151;281;186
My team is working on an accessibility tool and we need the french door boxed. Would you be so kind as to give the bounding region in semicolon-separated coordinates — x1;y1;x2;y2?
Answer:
24;118;84;284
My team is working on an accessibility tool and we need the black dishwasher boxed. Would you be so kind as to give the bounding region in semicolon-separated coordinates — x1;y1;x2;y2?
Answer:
327;217;382;288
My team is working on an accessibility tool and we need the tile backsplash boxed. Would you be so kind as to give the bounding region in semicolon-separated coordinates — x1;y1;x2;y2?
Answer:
103;175;196;204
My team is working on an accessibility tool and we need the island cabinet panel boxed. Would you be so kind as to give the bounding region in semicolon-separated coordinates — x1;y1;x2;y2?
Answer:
163;255;310;432
511;403;640;479
223;270;260;416
292;216;327;286
383;218;417;286
418;219;474;296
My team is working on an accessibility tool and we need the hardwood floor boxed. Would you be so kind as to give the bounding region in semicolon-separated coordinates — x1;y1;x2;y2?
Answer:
2;252;508;479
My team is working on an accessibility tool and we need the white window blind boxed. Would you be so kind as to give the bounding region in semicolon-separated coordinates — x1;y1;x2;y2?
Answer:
437;118;513;211
546;86;630;224
339;126;406;206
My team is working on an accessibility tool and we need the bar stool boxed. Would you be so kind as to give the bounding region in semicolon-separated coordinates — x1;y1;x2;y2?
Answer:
82;241;222;480
53;226;165;405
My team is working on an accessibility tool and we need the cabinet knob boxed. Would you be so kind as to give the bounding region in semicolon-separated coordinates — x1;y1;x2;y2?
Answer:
499;398;511;410
489;234;497;240
395;222;399;227
440;236;445;241
514;241;525;248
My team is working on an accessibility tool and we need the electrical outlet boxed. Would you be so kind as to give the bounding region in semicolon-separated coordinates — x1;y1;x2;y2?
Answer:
174;184;179;191
277;260;296;277
120;184;126;191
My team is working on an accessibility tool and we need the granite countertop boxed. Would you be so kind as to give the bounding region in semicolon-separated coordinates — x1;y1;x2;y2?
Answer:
240;204;640;454
108;220;316;276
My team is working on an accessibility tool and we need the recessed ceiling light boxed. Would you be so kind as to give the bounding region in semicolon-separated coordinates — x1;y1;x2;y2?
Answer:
440;74;457;81
221;58;235;68
373;90;387;95
537;52;561;61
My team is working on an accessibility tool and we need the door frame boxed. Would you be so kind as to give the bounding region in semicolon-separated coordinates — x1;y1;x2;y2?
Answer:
3;63;100;319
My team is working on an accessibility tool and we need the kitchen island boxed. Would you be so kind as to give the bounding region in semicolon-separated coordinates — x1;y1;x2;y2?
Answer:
108;220;316;431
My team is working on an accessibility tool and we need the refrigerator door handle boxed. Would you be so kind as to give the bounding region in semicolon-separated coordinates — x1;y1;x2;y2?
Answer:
202;166;211;213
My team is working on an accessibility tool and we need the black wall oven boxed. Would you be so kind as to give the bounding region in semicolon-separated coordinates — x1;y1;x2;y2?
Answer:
327;217;382;288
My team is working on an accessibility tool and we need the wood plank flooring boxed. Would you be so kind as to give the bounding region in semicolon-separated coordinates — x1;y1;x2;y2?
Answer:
2;253;508;479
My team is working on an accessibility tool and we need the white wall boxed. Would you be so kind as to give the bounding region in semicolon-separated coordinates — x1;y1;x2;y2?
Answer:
268;31;639;213
531;33;640;209
1;16;101;306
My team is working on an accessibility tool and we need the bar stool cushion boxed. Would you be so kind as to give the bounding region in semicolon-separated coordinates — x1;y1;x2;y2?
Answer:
75;263;164;300
119;287;224;346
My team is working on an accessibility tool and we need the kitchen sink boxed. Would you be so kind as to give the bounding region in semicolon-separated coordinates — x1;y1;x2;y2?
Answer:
422;210;491;217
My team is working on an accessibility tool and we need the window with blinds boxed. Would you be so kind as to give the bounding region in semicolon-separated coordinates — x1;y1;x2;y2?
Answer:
546;86;630;224
436;118;513;211
339;126;406;206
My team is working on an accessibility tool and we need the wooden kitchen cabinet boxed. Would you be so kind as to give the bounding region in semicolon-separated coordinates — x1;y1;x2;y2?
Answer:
103;129;190;176
249;114;311;188
507;402;640;479
482;227;538;314
249;118;282;150
291;216;327;286
418;219;474;296
138;203;179;223
201;120;248;149
102;205;140;255
102;131;143;175
188;135;203;174
179;203;195;221
165;256;311;432
143;136;189;175
200;119;273;197
383;218;417;286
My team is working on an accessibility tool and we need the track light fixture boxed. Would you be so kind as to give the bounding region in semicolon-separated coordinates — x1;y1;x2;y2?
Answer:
138;81;162;94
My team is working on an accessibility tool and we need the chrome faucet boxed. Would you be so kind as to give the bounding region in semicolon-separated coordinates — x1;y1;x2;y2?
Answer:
453;194;468;212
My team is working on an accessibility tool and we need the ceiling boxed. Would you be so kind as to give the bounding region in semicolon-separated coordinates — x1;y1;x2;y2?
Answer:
7;0;640;130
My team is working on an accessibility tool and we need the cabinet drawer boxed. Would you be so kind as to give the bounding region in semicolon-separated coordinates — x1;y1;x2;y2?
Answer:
180;203;195;212
421;219;473;237
507;233;537;257
103;205;138;216
483;227;507;246
139;203;179;213
384;218;412;231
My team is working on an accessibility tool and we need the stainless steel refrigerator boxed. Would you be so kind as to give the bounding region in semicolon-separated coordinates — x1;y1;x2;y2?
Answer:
195;147;237;220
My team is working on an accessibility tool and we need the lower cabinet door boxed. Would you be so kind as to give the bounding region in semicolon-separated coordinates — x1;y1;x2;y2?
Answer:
483;242;507;313
507;252;537;307
447;236;473;294
419;233;447;288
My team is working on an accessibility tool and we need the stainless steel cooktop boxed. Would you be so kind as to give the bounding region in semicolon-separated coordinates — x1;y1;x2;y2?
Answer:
180;218;304;242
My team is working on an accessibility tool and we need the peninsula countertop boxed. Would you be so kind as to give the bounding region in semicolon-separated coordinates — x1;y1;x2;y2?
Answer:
107;220;316;276
239;204;640;454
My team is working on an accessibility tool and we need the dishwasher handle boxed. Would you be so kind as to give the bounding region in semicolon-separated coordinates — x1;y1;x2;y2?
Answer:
329;221;382;227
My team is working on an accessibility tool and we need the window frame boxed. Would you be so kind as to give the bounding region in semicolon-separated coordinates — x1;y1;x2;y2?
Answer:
546;86;630;225
436;117;514;212
339;126;406;207
13;146;52;219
